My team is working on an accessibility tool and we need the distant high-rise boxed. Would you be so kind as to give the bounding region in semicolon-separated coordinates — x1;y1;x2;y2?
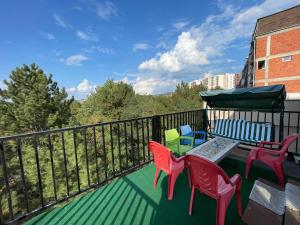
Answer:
191;73;240;90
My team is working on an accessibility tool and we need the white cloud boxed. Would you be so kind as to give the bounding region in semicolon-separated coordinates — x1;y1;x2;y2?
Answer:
60;54;88;66
139;32;209;72
47;33;55;40
53;14;68;28
0;79;6;90
41;32;55;40
121;70;190;95
133;43;150;51
52;49;63;56
230;1;293;26
76;29;98;42
226;59;236;63
95;1;118;20
77;79;96;92
156;41;169;49
82;46;114;54
67;79;97;99
173;19;190;31
121;76;129;84
130;76;178;95
157;26;164;32
77;31;89;40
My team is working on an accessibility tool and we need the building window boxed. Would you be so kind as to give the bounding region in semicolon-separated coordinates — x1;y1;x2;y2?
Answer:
282;55;292;62
257;60;265;70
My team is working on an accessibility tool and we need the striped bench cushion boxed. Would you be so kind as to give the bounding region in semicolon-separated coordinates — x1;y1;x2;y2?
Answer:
212;119;272;143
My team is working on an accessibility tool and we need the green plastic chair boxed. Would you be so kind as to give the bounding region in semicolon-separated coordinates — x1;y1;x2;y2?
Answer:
165;129;194;156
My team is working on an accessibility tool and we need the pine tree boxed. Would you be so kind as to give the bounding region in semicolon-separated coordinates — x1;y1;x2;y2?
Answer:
0;63;73;135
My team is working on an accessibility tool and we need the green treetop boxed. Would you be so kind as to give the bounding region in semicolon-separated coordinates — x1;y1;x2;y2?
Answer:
0;63;73;135
171;81;207;111
77;80;136;123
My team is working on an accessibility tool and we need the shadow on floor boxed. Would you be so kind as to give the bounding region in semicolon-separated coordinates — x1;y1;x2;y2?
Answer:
25;158;283;225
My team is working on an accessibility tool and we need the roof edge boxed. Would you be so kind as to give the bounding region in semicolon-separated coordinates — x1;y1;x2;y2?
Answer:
255;23;300;37
256;4;300;22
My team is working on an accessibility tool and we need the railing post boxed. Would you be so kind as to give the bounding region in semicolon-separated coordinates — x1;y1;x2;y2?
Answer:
0;192;3;224
152;115;161;143
0;141;13;220
279;110;284;142
271;107;275;141
203;108;208;132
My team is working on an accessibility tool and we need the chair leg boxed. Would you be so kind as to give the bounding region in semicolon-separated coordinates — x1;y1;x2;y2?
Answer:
245;150;257;179
168;174;177;200
187;167;191;188
189;185;195;215
167;175;172;200
154;168;159;188
273;163;285;187
232;177;243;217
245;159;252;179
168;168;183;200
236;188;243;217
216;198;227;225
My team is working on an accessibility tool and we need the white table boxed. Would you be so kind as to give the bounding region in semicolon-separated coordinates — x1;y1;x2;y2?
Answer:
187;137;239;163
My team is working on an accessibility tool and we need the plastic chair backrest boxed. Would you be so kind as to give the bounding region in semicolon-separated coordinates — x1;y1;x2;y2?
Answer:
149;141;171;173
181;125;192;136
165;129;180;142
279;134;299;159
186;155;228;197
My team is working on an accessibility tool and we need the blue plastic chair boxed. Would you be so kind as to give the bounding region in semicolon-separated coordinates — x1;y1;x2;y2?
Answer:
180;125;206;146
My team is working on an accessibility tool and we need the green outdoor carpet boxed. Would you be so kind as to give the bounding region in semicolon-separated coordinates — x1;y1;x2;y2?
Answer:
25;158;280;225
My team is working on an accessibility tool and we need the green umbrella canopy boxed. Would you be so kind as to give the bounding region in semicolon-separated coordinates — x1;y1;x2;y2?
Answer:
200;85;286;112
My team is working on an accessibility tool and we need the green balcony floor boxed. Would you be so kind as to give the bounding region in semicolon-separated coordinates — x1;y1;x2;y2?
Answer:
25;158;280;225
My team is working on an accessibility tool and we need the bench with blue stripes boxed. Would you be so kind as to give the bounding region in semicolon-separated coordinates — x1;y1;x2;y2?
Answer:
211;119;273;143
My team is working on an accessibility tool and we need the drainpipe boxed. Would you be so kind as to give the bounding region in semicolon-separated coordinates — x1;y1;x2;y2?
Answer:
253;39;256;87
252;20;259;87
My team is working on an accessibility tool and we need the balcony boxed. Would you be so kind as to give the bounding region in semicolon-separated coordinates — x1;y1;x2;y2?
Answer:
1;109;300;224
25;158;278;225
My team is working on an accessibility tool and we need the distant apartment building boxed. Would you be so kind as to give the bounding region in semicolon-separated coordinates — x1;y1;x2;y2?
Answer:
195;73;240;90
240;5;300;99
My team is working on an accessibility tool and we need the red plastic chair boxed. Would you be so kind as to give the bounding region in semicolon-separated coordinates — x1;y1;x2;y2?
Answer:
245;133;298;187
186;155;242;225
149;141;185;200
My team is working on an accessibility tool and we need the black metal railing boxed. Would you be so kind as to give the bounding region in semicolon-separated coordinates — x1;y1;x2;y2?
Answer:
0;109;205;224
207;109;300;154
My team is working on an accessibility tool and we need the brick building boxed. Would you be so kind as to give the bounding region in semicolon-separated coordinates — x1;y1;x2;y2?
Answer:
240;5;300;99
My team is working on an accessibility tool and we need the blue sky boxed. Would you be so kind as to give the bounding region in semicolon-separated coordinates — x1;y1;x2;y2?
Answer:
0;0;299;99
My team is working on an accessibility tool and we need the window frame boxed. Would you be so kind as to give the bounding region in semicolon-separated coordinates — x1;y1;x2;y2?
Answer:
257;60;265;70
